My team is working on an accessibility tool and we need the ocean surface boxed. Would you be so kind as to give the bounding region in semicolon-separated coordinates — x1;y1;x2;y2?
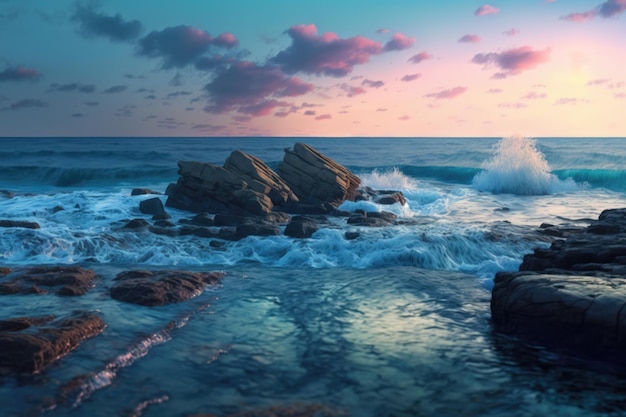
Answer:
1;137;626;416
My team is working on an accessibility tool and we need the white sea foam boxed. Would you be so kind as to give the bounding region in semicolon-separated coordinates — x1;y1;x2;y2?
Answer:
472;136;579;195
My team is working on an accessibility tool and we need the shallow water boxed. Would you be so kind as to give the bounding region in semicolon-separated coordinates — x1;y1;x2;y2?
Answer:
2;266;626;417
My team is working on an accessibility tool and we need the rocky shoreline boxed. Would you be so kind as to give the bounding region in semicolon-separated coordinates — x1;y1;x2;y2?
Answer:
492;208;626;354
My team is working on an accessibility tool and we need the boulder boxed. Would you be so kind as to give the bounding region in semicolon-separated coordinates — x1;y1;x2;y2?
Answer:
139;197;165;216
223;150;299;206
235;223;280;240
230;188;274;216
0;266;97;296
131;188;161;196
110;270;224;306
492;208;626;351
0;312;105;374
277;143;361;208
347;211;397;227
285;216;319;238
0;220;40;229
376;191;407;206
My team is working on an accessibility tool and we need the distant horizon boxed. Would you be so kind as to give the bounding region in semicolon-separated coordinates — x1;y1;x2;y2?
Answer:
2;0;625;136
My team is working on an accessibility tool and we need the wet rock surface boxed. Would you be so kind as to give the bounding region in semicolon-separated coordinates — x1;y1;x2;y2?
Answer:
0;266;98;296
188;403;345;417
0;312;106;374
492;208;626;351
0;219;40;229
110;270;224;306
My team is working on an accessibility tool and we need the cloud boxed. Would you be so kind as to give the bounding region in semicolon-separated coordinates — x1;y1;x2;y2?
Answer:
587;78;611;86
408;51;433;64
165;90;192;99
9;98;48;110
383;33;416;52
376;108;388;112
315;114;332;120
71;113;85;118
304;110;316;116
339;84;367;97
401;74;421;82
362;79;384;88
0;66;41;82
398;115;411;120
522;91;547;99
498;102;527;109
424;86;467;99
458;34;481;43
103;85;127;93
503;28;520;36
204;61;313;116
271;24;384;77
49;83;95;93
472;46;551;78
137;25;239;68
561;0;626;22
84;101;99;106
72;4;143;42
376;28;390;34
475;4;500;16
487;88;503;93
554;98;590;105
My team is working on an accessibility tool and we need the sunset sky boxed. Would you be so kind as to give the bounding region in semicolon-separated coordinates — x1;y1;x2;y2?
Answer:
1;0;625;137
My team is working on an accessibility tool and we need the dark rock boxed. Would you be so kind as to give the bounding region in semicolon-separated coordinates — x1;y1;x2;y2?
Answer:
345;231;360;240
131;188;161;196
0;190;14;199
347;211;396;227
52;205;64;213
139;197;165;216
0;266;97;296
285;216;318;238
230;188;273;216
218;227;238;241
152;212;171;221
189;403;342;417
148;225;179;237
492;208;626;351
277;143;361;208
179;226;219;238
0;267;10;275
123;218;150;230
235;224;280;240
0;312;105;374
209;240;225;248
376;191;406;206
0;220;40;229
213;213;250;227
154;220;176;228
183;212;214;227
110;270;224;306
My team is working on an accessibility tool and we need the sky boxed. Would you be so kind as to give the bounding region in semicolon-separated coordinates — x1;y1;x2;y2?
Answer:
1;0;625;137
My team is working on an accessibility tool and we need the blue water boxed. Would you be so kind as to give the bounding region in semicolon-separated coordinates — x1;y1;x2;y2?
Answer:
1;137;626;416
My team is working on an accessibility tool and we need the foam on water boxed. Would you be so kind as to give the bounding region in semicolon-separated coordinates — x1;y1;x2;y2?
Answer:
472;136;580;195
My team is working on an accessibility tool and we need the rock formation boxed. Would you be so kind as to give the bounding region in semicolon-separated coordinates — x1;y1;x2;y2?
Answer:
277;142;361;208
0;266;97;296
492;208;626;350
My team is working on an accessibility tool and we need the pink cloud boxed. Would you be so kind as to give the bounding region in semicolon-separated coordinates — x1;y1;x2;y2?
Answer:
587;78;611;86
398;115;411;120
204;61;313;116
0;66;42;82
503;28;520;36
315;114;332;120
615;92;626;98
304;110;316;116
408;51;433;64
487;88;503;93
339;84;367;97
561;0;626;22
472;46;551;78
458;34;481;43
498;102;527;109
376;108;387;112
554;98;590;105
212;33;239;48
376;28;390;34
383;33;416;52
475;4;500;16
362;79;384;88
401;73;421;82
424;86;467;99
271;24;383;77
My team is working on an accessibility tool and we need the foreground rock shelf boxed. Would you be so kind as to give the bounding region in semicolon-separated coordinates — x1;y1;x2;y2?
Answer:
492;208;626;351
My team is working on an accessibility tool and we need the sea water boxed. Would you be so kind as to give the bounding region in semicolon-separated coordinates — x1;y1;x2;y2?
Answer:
1;137;626;416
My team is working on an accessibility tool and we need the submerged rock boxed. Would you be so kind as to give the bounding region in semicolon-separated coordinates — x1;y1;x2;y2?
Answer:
0;266;97;296
492;208;626;351
0;312;105;374
139;197;166;216
110;270;224;306
188;402;344;417
0;220;40;229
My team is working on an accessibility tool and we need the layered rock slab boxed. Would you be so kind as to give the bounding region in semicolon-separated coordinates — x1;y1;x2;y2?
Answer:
492;208;626;350
0;266;97;296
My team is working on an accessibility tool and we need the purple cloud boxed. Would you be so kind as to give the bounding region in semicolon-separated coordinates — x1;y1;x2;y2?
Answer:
204;61;313;116
398;115;411;120
503;28;520;36
498;102;527;109
587;78;611;86
339;84;367;97
472;46;550;78
408;51;433;64
304;110;316;116
458;34;481;43
271;24;383;77
561;0;626;22
522;91;547;99
9;98;48;110
401;73;421;82
137;25;239;68
425;86;467;99
362;79;384;88
0;66;41;82
49;83;95;93
487;88;503;93
475;4;500;16
555;98;589;105
315;114;332;120
72;5;142;42
383;33;416;52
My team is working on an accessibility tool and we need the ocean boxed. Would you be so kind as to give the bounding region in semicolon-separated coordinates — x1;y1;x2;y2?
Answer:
1;137;626;416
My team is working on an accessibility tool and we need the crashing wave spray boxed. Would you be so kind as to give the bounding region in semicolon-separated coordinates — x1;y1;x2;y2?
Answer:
472;136;578;195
